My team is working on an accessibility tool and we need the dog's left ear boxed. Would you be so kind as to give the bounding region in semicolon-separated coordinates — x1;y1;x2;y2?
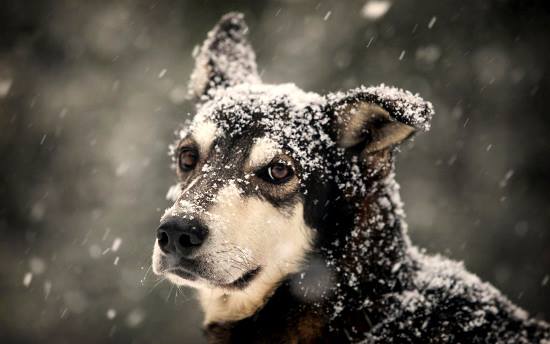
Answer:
326;85;434;154
188;12;261;101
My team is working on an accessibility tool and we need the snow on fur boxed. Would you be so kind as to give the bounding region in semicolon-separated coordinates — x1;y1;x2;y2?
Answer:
327;84;434;131
173;12;549;343
179;83;549;341
182;81;434;196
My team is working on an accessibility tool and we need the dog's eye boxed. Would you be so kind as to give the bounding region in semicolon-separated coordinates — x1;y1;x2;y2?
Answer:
265;163;292;184
179;148;198;171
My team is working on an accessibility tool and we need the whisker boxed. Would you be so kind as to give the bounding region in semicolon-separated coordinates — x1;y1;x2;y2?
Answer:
148;276;168;295
165;284;174;302
142;264;153;281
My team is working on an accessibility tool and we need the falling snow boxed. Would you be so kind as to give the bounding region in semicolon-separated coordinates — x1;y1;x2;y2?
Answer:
126;308;146;328
111;237;122;252
0;77;12;97
106;308;117;320
428;16;437;29
23;272;33;287
3;2;550;343
361;0;392;20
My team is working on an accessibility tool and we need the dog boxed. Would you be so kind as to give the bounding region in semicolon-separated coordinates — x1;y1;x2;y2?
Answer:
151;12;550;343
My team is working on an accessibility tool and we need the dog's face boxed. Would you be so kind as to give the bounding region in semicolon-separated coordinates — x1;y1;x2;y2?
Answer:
151;13;433;298
152;84;328;290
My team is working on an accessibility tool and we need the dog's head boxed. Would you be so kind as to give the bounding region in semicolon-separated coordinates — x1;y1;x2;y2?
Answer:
152;13;433;296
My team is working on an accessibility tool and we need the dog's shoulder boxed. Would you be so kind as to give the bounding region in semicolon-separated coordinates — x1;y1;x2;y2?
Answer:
363;249;550;343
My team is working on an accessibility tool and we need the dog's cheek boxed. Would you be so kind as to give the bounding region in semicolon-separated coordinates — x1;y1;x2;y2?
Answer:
250;201;315;274
206;191;314;280
202;180;315;286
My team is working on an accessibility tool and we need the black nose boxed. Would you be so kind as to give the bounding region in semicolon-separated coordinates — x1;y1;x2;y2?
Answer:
156;217;208;257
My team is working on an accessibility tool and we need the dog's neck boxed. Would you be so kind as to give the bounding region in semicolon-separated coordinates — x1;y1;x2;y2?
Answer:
343;171;414;295
277;170;415;323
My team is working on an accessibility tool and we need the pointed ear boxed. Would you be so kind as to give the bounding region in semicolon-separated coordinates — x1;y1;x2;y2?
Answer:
188;12;261;101
326;85;434;154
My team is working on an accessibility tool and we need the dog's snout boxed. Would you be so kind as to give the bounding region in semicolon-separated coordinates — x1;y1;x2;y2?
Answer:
157;217;208;257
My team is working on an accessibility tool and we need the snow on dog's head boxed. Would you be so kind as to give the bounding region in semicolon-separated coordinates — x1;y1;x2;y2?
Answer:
152;12;433;320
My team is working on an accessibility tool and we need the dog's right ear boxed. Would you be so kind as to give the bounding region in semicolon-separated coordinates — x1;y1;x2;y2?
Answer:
188;12;261;101
326;85;434;155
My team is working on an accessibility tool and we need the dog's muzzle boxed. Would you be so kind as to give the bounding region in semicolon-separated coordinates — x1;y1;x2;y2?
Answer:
156;216;208;258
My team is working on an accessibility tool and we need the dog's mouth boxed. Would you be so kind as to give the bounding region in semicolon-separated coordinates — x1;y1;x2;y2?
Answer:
220;266;262;289
161;257;261;289
165;266;198;281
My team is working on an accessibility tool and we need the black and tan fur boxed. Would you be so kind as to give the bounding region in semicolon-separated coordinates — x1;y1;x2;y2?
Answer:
152;13;550;343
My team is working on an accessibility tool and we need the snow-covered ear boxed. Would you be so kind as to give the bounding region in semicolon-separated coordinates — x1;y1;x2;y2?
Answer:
188;12;261;100
326;85;434;154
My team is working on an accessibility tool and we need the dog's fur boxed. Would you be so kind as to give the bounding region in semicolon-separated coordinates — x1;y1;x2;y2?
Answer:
152;13;550;343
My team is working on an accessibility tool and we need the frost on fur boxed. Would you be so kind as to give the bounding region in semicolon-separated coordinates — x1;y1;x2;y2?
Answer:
158;12;550;343
326;84;435;132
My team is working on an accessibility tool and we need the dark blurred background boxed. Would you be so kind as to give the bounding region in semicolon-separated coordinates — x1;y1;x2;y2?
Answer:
1;0;549;343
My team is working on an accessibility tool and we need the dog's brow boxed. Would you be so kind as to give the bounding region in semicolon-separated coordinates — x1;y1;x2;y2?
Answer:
192;120;218;156
247;137;281;169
